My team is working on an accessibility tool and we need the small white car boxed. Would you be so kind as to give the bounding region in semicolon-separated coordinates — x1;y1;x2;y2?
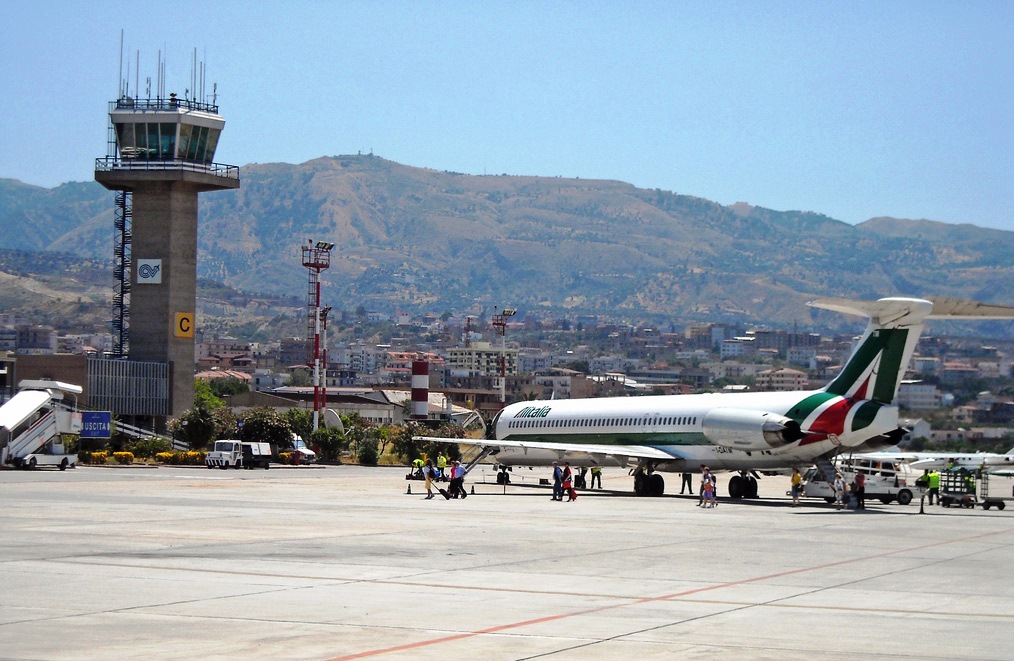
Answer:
292;437;316;463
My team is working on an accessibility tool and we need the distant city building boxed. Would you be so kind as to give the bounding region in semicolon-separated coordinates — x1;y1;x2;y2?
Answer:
446;342;518;378
786;346;817;368
17;325;58;355
755;367;808;391
720;336;756;360
897;380;942;410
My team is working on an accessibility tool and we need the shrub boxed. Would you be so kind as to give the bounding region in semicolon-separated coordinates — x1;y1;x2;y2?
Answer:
357;440;379;466
113;452;134;465
153;451;206;465
130;437;172;459
82;451;109;465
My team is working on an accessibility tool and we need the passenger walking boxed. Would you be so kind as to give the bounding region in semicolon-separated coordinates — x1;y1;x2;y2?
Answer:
698;465;709;506
854;471;866;509
791;467;803;506
680;471;692;494
449;460;467;499
562;462;578;501
590;465;602;489
551;461;563;501
702;475;716;507
833;472;846;510
423;459;436;499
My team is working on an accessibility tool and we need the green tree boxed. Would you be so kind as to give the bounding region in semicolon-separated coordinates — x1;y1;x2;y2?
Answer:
391;421;464;462
168;405;216;450
212;407;239;439
357;438;379;465
289;369;312;387
208;377;249;398
309;426;347;463
342;412;371;457
193;380;224;409
285;408;314;442
238;407;292;447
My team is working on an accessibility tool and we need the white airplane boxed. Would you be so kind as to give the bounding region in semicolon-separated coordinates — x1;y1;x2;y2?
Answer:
417;296;1014;499
854;448;1014;472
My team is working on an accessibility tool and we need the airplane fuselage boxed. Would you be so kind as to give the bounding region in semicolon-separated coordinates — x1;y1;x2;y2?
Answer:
492;388;899;472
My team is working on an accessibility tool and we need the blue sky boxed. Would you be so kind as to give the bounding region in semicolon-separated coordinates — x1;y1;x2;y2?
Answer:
2;1;1011;231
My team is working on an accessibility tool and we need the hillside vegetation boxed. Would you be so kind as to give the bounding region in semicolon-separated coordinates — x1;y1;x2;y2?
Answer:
1;156;1010;331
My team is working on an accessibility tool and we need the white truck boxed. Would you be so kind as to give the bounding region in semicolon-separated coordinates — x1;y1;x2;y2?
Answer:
803;456;925;506
0;380;83;470
205;440;273;469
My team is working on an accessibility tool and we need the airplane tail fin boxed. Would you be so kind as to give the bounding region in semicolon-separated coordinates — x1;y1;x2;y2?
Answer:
809;297;1014;404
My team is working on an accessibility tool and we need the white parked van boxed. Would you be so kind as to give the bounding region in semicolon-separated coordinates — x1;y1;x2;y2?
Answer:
803;456;925;505
205;440;272;469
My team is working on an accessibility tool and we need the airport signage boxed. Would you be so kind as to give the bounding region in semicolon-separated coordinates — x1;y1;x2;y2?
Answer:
81;411;112;438
175;312;194;338
137;259;162;284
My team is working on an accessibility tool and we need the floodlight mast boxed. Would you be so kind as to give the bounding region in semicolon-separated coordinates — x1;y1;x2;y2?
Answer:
302;240;334;433
491;306;516;404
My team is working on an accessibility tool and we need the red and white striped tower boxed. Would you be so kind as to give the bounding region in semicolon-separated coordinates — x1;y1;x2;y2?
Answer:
301;240;334;432
411;360;429;420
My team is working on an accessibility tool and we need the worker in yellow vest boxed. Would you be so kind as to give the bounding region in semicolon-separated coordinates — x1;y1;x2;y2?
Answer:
436;452;448;482
927;469;940;506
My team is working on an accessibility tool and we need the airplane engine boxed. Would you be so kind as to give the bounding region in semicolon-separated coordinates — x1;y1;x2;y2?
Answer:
701;408;804;451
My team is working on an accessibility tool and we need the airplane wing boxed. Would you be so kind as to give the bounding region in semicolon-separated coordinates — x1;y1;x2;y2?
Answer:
413;435;680;468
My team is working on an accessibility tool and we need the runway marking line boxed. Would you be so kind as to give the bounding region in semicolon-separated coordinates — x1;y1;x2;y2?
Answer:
325;527;1012;660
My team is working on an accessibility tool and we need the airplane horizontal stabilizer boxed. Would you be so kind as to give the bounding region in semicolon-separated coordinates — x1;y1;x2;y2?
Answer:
924;297;1014;319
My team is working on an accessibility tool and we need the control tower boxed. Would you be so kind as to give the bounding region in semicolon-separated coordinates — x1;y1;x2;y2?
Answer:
95;74;239;418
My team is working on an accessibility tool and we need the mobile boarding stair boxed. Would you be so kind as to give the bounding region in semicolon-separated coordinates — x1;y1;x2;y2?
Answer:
0;380;83;470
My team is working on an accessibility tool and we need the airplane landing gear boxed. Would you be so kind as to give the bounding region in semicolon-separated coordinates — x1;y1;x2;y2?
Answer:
633;467;665;497
727;472;758;499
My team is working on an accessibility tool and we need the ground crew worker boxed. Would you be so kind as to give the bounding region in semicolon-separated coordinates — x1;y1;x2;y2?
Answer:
436;452;447;481
927;469;940;506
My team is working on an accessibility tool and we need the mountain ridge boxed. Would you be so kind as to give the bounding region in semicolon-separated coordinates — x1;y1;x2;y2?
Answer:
1;155;1010;332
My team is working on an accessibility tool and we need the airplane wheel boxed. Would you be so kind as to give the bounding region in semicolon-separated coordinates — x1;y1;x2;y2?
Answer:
649;473;665;497
746;476;759;498
998;502;1006;511
634;472;648;496
728;475;744;499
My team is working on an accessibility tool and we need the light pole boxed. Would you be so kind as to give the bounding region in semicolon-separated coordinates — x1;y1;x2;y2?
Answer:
316;305;332;432
491;306;516;404
302;240;334;433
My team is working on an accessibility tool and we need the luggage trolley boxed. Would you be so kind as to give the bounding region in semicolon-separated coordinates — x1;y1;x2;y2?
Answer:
939;467;977;508
979;471;1014;511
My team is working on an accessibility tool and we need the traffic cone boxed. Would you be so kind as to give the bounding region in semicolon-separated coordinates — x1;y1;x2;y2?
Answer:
406;483;412;495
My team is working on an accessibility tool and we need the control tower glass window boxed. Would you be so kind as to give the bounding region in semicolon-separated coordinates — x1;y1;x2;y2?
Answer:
116;122;178;160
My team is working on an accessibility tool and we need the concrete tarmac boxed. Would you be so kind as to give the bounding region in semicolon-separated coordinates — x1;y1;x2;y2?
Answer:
1;464;1012;660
